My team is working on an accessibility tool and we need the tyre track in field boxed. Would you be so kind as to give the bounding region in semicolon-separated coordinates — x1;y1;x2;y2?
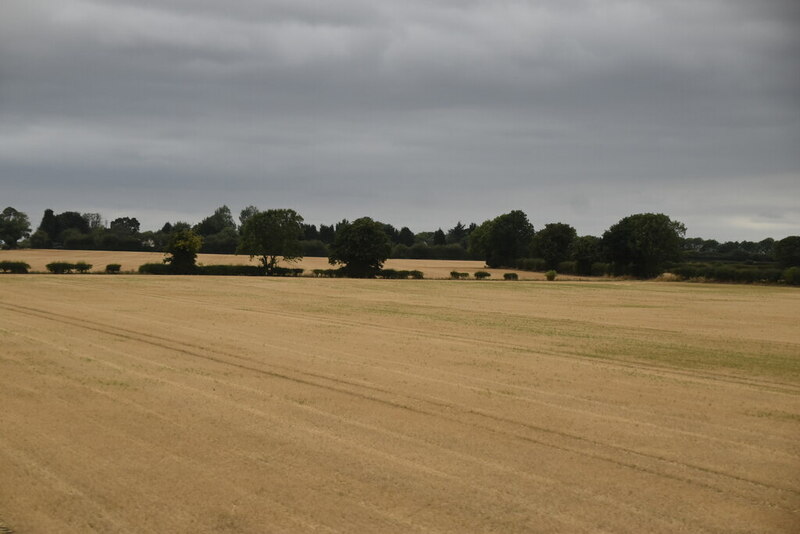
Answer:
11;279;799;395
121;284;800;395
4;301;799;510
11;282;798;454
1;321;723;533
4;324;608;533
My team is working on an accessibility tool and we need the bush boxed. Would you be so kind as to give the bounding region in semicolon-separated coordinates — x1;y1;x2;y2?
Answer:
474;271;491;280
783;267;800;286
409;270;424;279
450;271;469;280
503;272;518;280
196;264;265;276
138;263;172;275
0;261;30;273
105;263;122;274
545;270;557;281
46;262;75;274
270;266;304;277
74;261;93;273
380;268;400;279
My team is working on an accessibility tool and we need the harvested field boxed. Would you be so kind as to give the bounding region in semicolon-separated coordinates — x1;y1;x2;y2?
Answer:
0;272;799;532
0;249;580;280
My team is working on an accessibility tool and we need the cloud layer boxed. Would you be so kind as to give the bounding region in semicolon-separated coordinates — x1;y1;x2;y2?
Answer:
2;0;798;239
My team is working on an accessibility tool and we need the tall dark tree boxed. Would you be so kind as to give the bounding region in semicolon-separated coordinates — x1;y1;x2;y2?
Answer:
302;224;319;241
110;217;140;234
239;205;259;230
602;213;686;278
328;217;392;278
433;228;446;246
37;209;58;242
570;235;602;276
469;210;534;268
55;211;90;235
533;222;577;269
446;222;468;246
319;224;336;244
237;209;305;274
397;227;415;247
774;236;800;267
82;212;104;230
0;207;31;249
195;205;236;236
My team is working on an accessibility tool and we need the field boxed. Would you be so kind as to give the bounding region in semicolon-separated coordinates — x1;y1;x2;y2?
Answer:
1;258;799;532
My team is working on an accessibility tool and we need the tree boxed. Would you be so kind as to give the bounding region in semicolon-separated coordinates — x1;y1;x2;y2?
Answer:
0;207;31;249
37;209;58;244
774;236;800;267
55;211;89;235
602;213;686;278
433;228;446;246
469;210;534;268
532;222;577;269
398;227;415;247
328;217;392;277
164;228;203;274
239;205;259;230
82;212;104;230
569;235;602;276
195;205;236;237
110;216;140;234
446;222;468;247
237;209;304;274
319;224;336;244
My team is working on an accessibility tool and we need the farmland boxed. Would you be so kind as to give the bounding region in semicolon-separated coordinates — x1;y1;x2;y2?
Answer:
1;264;799;532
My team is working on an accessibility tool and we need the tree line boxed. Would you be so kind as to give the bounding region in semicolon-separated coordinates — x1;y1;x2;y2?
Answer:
1;205;799;280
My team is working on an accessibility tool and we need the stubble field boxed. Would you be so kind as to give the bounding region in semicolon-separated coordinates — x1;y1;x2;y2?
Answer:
1;264;799;532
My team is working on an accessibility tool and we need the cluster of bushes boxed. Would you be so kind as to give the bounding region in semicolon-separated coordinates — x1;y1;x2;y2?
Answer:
515;257;610;276
45;261;93;274
669;263;784;284
503;273;518;280
311;268;346;278
138;263;304;276
450;271;469;279
0;260;30;273
378;269;424;279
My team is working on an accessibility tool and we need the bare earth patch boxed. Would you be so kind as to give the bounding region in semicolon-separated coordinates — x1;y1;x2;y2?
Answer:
0;269;798;532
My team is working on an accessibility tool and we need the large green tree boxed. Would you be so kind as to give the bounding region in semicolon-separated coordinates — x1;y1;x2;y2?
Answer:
237;209;304;274
532;222;577;269
602;213;686;278
569;235;602;276
164;228;203;274
328;217;392;277
0;207;31;249
469;210;534;268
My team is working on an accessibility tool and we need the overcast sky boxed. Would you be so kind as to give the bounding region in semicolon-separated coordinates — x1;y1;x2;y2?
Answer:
1;0;798;240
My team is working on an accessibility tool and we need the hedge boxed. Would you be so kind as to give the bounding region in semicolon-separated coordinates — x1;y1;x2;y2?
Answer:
0;261;30;274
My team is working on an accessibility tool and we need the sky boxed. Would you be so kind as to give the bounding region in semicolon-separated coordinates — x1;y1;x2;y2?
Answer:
1;0;799;241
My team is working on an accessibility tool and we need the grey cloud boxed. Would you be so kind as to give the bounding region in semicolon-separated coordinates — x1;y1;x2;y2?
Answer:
1;0;798;240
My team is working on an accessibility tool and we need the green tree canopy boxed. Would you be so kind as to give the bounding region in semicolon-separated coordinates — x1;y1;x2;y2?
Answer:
569;235;602;275
237;209;305;274
469;210;534;268
532;222;577;269
195;205;236;237
164;228;203;274
0;207;31;249
328;217;392;278
774;236;800;267
602;213;686;278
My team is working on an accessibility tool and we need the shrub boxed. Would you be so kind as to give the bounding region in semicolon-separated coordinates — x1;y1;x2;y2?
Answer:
0;261;30;273
46;262;75;274
312;269;326;277
105;263;122;274
138;263;172;275
783;267;800;286
545;270;557;281
503;272;518;280
269;266;304;277
380;268;400;279
474;271;491;280
74;261;93;273
409;270;424;279
196;264;265;276
450;271;469;280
